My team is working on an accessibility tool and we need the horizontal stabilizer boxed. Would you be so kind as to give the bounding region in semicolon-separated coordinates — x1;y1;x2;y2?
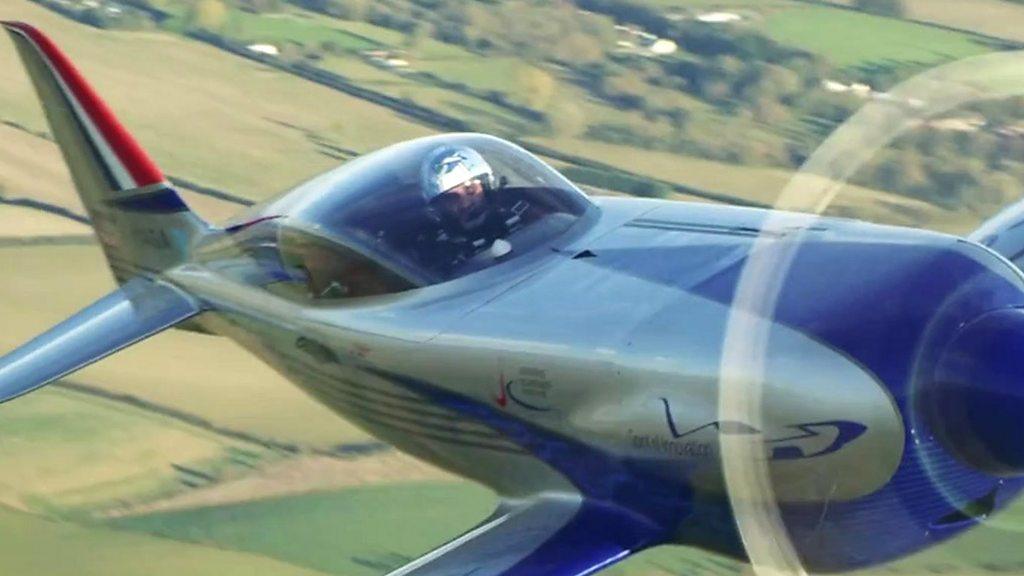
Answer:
0;278;201;404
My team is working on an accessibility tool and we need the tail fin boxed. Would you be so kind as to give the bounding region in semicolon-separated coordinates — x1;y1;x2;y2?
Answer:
2;22;209;282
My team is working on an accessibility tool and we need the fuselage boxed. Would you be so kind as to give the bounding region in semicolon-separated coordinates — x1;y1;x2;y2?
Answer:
168;195;1024;572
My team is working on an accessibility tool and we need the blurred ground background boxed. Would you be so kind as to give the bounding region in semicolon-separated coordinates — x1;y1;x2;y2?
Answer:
3;0;1024;574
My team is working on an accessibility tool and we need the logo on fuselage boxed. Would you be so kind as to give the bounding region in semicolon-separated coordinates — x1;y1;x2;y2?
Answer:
495;368;554;412
659;398;867;460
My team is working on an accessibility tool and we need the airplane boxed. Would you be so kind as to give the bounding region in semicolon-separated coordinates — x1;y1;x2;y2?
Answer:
4;21;1024;576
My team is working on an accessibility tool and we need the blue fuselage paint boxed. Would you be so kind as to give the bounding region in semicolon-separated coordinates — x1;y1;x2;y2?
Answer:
179;198;1024;574
683;230;1024;570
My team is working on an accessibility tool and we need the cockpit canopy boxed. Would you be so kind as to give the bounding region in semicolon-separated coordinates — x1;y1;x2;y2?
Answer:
221;134;595;300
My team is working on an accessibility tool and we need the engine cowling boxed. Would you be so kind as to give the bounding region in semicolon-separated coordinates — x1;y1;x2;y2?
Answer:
923;307;1024;475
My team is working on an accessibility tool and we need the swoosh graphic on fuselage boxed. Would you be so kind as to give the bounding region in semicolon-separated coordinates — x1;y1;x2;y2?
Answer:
659;398;866;460
506;379;552;412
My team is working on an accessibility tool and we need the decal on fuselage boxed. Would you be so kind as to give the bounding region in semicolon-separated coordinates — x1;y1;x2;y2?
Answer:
496;368;555;412
658;398;867;461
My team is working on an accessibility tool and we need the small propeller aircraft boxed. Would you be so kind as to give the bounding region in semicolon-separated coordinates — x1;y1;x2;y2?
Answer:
6;22;1024;576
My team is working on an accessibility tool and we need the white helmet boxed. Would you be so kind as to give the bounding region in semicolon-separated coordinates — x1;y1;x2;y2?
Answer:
422;145;495;207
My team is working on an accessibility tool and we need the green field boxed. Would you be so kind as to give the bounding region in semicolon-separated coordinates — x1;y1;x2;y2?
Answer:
207;4;561;135
0;386;281;515
317;56;535;136
764;6;993;69
825;0;1024;44
108;479;1024;576
902;0;1024;44
110;482;498;576
223;11;379;51
0;507;329;576
107;482;748;576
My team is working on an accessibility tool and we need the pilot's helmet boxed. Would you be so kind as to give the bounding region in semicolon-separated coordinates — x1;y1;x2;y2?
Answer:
422;145;495;230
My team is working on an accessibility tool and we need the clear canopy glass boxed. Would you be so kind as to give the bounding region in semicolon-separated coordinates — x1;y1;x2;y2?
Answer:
231;134;594;299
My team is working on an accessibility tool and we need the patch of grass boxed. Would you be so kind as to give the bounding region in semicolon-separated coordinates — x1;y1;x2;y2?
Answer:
0;507;329;576
317;56;534;135
224;10;379;51
0;386;276;514
110;482;497;576
207;5;552;131
105;481;743;576
902;0;1024;45
764;5;993;69
325;20;472;62
0;124;81;216
415;55;528;96
108;478;1024;576
0;204;89;237
824;0;1024;45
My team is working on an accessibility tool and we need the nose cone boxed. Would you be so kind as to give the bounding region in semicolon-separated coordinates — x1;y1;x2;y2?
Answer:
926;307;1024;476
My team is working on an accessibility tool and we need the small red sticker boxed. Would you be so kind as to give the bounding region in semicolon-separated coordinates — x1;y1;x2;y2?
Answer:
495;372;508;408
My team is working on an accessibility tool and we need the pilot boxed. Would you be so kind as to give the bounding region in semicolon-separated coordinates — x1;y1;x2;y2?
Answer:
421;146;517;267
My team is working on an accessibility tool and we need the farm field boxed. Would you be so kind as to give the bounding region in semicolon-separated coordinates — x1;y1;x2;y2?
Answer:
826;0;1024;44
533;137;982;234
317;55;534;136
223;10;380;51
0;0;432;201
770;5;991;68
763;5;994;69
0;243;370;449
901;0;1024;44
107;479;1024;576
1;0;972;232
625;0;1002;72
0;205;89;237
106;481;748;576
0;507;330;576
0;386;280;515
110;482;498;576
169;1;536;104
0;123;79;214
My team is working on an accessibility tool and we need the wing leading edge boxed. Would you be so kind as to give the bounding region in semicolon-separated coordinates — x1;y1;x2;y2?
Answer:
0;277;202;403
386;495;662;576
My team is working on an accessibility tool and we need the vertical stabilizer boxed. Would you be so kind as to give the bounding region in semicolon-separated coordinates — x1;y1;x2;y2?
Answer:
2;22;209;281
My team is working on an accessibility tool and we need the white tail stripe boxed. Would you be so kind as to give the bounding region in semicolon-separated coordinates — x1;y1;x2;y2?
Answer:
6;25;140;190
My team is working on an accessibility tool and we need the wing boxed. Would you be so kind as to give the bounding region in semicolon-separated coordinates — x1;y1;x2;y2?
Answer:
0;277;201;403
386;495;657;576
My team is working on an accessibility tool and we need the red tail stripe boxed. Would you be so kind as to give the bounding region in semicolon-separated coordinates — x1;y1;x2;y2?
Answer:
2;22;164;187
